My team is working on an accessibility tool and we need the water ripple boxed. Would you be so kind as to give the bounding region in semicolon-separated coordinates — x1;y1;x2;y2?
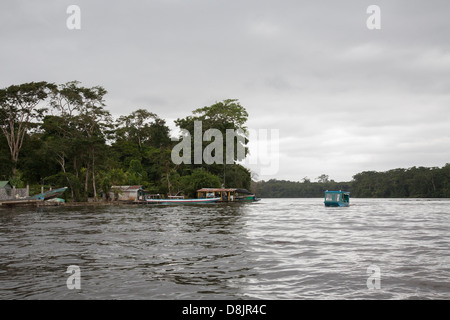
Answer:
0;198;449;299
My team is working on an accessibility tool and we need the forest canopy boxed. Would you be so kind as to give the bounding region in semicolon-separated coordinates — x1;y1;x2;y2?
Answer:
253;164;450;198
0;81;251;201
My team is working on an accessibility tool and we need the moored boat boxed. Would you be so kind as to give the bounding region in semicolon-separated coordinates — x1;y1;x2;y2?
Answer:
27;187;68;201
235;189;261;202
197;188;261;202
324;190;350;207
146;196;221;204
145;187;261;204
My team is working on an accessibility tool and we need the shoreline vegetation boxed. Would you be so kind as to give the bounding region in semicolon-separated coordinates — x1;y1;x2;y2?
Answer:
1;81;252;202
1;81;449;202
253;165;450;198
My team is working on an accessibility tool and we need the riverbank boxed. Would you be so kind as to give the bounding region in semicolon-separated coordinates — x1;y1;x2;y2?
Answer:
0;200;146;208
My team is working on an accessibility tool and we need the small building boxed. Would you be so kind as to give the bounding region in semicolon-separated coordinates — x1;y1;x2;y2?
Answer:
109;185;146;202
0;181;13;200
0;181;14;200
0;181;30;201
0;180;13;192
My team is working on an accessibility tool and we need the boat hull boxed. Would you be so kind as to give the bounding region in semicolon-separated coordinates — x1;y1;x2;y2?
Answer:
28;187;68;201
146;197;221;204
236;195;261;202
324;202;349;207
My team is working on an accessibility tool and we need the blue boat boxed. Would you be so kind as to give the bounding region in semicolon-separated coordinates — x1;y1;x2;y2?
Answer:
324;190;350;207
28;187;68;201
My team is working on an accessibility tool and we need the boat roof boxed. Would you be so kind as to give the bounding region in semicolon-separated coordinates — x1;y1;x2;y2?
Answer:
111;185;144;191
325;190;350;194
197;188;237;192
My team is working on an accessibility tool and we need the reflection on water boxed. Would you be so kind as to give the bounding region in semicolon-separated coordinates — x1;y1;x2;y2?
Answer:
0;199;449;299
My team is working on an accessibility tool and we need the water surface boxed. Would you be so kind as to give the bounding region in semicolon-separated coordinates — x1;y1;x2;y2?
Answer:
0;198;449;299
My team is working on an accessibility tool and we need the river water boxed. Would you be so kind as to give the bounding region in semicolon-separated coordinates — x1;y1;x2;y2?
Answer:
0;198;449;300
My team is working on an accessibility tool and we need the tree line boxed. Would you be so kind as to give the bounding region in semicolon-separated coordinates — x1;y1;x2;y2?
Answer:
351;165;450;198
252;176;352;198
0;81;251;201
253;165;450;198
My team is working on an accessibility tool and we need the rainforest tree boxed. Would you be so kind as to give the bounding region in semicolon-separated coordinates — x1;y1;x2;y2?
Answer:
0;81;55;180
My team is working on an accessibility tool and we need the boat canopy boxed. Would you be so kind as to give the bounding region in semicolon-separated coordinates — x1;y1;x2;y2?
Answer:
196;188;253;194
196;188;237;193
324;190;350;207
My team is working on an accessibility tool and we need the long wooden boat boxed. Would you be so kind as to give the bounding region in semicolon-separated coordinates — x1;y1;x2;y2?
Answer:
146;197;221;204
144;187;260;204
196;188;261;202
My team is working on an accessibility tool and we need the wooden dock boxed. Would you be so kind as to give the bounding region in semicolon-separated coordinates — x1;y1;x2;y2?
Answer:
0;199;60;207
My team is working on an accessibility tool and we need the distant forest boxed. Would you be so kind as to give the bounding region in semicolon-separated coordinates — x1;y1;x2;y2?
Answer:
253;165;450;198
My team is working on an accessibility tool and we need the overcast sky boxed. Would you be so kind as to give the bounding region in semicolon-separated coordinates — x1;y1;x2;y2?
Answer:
1;0;450;182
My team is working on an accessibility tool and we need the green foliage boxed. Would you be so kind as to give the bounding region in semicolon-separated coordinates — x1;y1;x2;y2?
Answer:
114;109;171;149
98;168;127;195
180;169;222;198
160;169;183;196
0;81;252;201
0;81;55;178
255;165;450;198
126;159;148;185
174;99;250;185
0;134;14;178
351;165;450;198
9;169;26;188
316;174;330;183
224;164;251;190
175;99;249;134
255;178;351;198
